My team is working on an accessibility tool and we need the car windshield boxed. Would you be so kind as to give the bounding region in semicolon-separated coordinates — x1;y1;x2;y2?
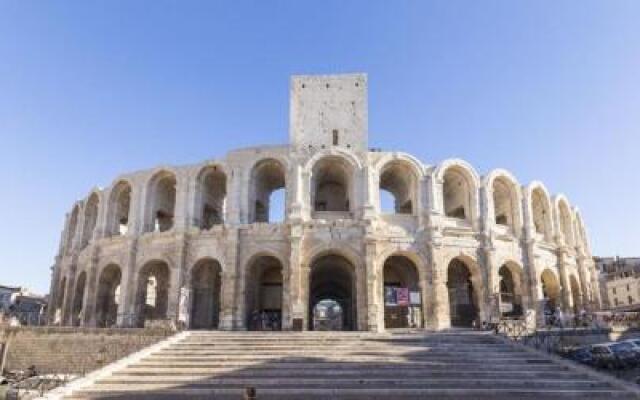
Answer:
632;340;640;347
592;347;609;354
611;343;634;352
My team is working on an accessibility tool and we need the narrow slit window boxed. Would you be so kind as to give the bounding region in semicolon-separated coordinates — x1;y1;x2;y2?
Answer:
332;129;339;146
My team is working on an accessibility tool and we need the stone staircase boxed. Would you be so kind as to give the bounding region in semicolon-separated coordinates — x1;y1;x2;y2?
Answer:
61;330;639;399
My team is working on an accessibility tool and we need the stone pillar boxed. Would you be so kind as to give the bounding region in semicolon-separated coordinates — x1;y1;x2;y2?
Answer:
119;239;139;327
524;240;544;327
576;253;590;311
428;243;450;330
288;226;306;330
364;239;381;332
557;249;572;314
166;234;188;324
61;264;77;326
482;246;499;323
219;228;240;330
82;247;100;327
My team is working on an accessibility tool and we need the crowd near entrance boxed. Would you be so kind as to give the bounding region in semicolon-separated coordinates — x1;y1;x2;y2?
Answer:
309;254;357;331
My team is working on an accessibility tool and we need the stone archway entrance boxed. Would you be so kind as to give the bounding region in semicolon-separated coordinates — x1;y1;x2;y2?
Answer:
383;256;422;329
309;254;356;331
246;256;283;331
447;258;478;327
190;259;222;329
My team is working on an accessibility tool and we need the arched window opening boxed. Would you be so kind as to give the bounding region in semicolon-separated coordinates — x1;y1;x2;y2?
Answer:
80;194;99;249
268;188;286;223
246;256;283;331
498;264;523;317
135;261;170;327
443;168;471;221
379;163;415;214
447;258;478;327
383;256;422;329
71;271;87;327
559;202;574;246
531;188;551;240
148;173;177;233
108;182;131;237
249;159;286;223
493;178;515;229
312;157;352;213
190;259;222;329
309;254;357;331
198;167;226;229
65;207;80;254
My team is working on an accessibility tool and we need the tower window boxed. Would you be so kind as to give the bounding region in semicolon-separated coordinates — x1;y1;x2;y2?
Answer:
332;130;339;146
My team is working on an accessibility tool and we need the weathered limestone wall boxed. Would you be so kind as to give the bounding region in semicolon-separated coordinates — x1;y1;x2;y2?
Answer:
1;326;171;374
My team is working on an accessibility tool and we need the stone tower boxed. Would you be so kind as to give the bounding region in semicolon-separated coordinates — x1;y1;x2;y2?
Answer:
289;73;368;153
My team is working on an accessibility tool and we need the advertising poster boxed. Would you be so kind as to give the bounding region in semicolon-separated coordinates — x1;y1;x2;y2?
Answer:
396;288;409;306
384;286;397;306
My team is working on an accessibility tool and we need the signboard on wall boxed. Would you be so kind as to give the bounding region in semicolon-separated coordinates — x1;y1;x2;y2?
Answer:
410;291;421;305
384;286;397;306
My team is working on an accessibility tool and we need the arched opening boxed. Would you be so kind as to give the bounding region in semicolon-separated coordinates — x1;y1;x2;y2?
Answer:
190;259;222;329
56;276;67;324
379;162;415;214
498;264;524;318
246;256;283;330
309;254;357;331
443;168;472;221
135;261;170;327
80;193;100;249
383;256;422;329
447;258;479;327
493;177;516;229
558;201;574;247
65;206;80;254
108;182;131;236
531;188;552;241
249;159;286;223
96;264;121;328
569;275;582;314
312;157;353;213
71;271;87;326
198;167;226;229
146;172;177;233
541;269;561;318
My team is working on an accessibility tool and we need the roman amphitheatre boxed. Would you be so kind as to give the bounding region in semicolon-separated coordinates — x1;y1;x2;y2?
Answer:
48;73;600;333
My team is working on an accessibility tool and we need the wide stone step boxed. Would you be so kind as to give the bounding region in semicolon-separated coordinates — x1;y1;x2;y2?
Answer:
69;387;637;400
113;368;585;379
96;376;613;389
128;361;567;371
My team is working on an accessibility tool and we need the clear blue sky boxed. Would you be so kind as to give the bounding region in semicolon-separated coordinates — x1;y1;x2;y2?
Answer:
1;1;639;294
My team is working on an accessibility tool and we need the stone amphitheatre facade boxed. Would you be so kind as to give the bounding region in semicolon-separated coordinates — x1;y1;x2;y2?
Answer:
47;73;601;332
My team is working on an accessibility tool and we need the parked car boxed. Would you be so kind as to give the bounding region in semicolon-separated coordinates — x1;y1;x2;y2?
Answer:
591;342;639;369
622;338;640;351
567;346;597;366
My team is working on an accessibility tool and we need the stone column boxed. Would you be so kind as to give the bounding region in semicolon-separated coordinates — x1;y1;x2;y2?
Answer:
524;240;544;327
364;238;381;332
557;249;572;314
428;243;450;330
119;239;139;327
82;247;100;327
166;234;188;325
482;245;499;323
219;228;240;330
288;226;306;330
61;264;77;326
